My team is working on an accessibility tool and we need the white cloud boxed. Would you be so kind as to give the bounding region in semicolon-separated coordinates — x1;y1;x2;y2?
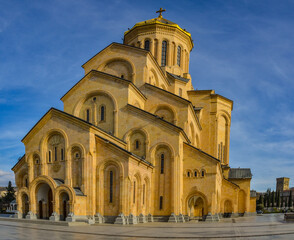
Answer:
0;170;14;187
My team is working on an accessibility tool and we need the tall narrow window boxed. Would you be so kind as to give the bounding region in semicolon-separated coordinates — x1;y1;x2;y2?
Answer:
110;171;113;203
179;88;182;97
161;41;167;66
194;171;197;177
133;181;136;204
135;140;140;150
86;109;90;122
160;153;164;174
144;40;150;51
61;148;64;161
187;171;190;177
100;105;105;121
201;170;205;177
48;151;51;163
160;196;163;210
143;184;145;205
25;178;28;188
177;46;181;66
54;147;57;161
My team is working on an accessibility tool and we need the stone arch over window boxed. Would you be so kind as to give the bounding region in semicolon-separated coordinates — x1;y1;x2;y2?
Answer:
200;169;206;177
78;91;115;134
153;144;173;215
100;58;134;82
186;169;192;178
102;162;121;217
46;131;66;181
71;145;83;188
144;39;150;51
193;169;199;178
129;130;147;158
161;40;167;66
33;153;41;178
216;111;231;164
154;105;176;124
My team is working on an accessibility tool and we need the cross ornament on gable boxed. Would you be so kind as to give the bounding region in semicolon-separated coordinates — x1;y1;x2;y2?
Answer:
156;8;166;18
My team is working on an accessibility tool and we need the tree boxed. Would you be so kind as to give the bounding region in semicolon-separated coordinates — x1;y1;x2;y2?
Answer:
3;181;15;204
277;191;280;208
272;191;275;207
289;191;292;208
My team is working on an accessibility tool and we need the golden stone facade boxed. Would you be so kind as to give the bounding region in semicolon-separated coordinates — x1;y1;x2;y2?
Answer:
12;12;256;223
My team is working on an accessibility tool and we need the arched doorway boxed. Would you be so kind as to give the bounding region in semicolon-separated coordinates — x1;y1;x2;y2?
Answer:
59;192;69;221
224;200;233;218
188;195;205;220
36;183;53;219
21;194;29;218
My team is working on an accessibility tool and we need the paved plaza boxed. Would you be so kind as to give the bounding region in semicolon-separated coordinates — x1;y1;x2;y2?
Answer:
0;214;294;239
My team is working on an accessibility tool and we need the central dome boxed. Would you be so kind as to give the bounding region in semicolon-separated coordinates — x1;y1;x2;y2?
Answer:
123;10;194;77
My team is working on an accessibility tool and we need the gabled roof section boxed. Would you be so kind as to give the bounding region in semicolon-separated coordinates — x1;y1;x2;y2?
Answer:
183;142;220;164
22;108;126;147
81;42;171;86
229;168;252;179
11;154;25;171
144;83;202;130
223;178;240;189
126;104;190;144
167;72;190;83
96;135;153;168
60;70;146;102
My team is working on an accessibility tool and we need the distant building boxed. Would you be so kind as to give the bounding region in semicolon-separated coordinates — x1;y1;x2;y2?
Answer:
276;177;290;192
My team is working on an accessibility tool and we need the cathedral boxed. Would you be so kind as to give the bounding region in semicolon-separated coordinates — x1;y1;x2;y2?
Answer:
12;9;256;224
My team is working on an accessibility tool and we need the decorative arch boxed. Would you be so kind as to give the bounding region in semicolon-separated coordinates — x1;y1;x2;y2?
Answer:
74;90;117;134
238;190;246;214
98;57;135;82
185;190;209;217
124;128;149;158
148;68;160;87
153;104;177;124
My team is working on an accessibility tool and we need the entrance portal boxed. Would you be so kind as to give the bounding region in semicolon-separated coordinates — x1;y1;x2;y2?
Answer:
36;183;53;219
188;195;205;220
21;194;29;218
59;192;69;221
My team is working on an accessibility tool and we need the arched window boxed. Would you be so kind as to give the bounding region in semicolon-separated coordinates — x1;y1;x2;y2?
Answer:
194;171;197;177
161;41;167;66
135;140;140;150
54;147;57;161
25;178;28;188
187;171;190;177
201;170;205;177
61;148;64;161
48;151;51;163
133;181;136;203
110;171;113;203
177;46;181;66
160;153;164;174
144;40;150;51
86;109;90;122
121;74;124;79
159;196;163;210
100;105;105;122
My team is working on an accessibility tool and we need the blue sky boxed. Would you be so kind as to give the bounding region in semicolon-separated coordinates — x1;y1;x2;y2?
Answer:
1;0;294;191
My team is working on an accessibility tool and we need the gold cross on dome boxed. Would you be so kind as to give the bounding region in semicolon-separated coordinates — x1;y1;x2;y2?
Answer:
156;8;166;18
